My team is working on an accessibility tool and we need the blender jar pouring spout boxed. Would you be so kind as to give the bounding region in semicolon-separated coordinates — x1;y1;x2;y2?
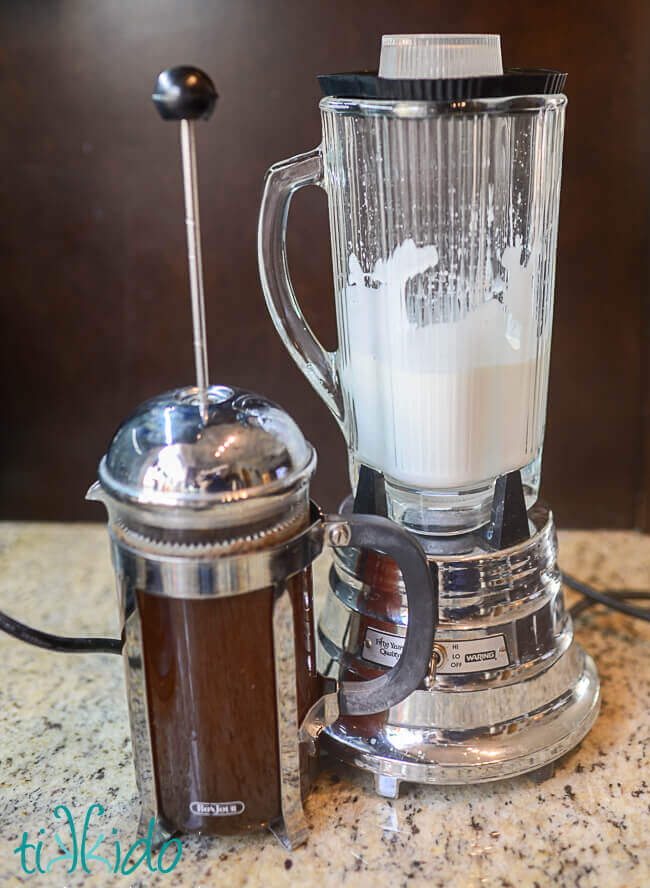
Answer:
85;479;106;503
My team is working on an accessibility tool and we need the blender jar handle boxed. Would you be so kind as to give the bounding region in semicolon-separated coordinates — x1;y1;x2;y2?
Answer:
325;514;437;716
258;148;344;425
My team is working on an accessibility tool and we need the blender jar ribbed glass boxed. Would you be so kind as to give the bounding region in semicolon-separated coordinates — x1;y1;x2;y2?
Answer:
259;93;566;534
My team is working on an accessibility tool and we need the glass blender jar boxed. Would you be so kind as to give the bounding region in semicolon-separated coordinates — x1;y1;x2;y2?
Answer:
258;34;566;534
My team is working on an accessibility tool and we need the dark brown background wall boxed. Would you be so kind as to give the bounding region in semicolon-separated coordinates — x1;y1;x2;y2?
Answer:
1;0;649;528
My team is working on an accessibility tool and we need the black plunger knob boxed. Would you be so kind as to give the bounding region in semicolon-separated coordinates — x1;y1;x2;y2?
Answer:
152;66;217;121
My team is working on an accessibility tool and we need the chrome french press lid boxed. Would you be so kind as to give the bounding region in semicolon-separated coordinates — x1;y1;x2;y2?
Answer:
99;384;315;507
91;384;316;535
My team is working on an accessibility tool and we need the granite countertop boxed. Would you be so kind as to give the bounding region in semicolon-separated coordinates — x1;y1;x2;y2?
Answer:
0;522;649;887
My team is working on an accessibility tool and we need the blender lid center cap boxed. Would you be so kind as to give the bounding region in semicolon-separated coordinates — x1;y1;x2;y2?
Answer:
379;33;503;80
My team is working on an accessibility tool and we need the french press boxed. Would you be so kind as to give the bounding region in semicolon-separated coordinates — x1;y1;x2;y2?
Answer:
86;383;435;849
0;66;437;851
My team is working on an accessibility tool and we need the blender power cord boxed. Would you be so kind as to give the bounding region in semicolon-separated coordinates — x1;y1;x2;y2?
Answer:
0;609;122;654
1;575;648;655
563;572;650;622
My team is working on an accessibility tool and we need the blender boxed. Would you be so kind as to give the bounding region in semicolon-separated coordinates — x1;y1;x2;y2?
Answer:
258;34;600;794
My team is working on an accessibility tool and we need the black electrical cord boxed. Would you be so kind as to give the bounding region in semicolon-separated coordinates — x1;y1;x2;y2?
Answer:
562;572;650;622
0;609;123;654
1;573;647;654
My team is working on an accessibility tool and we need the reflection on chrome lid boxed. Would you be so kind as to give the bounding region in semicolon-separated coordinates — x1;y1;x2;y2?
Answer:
98;385;315;508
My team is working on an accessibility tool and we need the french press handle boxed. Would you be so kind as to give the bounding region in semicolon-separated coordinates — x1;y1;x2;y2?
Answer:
276;510;436;850
323;513;437;716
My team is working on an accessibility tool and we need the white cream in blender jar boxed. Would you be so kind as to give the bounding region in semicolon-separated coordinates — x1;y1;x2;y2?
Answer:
340;239;550;489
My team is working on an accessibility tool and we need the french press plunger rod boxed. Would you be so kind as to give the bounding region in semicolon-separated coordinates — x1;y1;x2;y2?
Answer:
152;65;217;421
0;67;219;655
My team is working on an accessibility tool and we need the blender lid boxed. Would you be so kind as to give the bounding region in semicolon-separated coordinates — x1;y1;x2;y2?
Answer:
98;385;315;509
319;32;566;100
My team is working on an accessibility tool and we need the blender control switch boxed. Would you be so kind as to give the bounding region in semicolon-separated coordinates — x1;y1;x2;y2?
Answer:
425;646;444;689
152;66;217;121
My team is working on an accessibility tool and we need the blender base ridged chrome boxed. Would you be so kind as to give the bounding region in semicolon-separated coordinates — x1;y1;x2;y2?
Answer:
320;642;599;795
316;503;601;795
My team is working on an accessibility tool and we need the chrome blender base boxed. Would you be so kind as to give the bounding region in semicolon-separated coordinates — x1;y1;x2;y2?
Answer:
321;643;600;796
316;501;601;797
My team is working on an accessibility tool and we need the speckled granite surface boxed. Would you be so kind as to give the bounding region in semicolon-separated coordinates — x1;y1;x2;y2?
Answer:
0;522;649;887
